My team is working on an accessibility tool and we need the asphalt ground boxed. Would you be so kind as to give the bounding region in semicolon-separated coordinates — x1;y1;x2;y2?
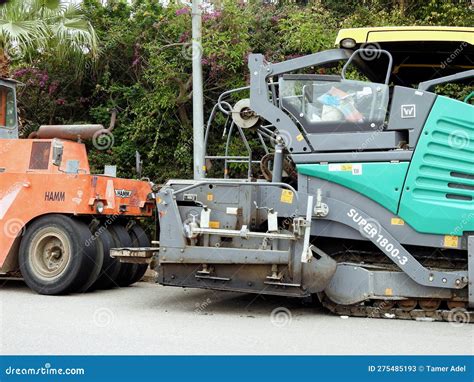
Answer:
1;281;472;355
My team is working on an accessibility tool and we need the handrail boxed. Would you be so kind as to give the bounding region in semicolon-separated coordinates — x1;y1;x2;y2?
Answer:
341;48;393;85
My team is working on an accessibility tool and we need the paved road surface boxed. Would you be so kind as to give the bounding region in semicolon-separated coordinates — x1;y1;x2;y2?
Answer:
1;281;472;355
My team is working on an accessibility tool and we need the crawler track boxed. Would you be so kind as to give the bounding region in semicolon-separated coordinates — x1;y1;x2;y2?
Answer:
320;294;473;323
318;250;472;323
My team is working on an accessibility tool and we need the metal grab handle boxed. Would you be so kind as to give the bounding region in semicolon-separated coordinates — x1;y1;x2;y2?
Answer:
341;48;393;85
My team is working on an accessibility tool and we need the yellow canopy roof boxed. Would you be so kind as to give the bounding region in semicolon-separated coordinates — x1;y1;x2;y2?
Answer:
334;26;473;86
336;26;473;46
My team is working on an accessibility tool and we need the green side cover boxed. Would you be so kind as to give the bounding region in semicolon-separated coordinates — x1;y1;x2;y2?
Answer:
297;162;409;213
398;96;474;235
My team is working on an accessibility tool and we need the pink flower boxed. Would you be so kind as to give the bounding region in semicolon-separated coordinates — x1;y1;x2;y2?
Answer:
48;81;59;95
56;98;65;105
175;7;189;16
13;68;29;77
179;31;190;43
203;10;221;22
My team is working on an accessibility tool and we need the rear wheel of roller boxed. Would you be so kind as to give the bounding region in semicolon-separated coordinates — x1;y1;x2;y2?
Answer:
108;224;137;287
128;223;150;284
90;227;121;290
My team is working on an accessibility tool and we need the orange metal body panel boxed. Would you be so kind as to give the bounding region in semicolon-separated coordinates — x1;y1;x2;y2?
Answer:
0;139;153;270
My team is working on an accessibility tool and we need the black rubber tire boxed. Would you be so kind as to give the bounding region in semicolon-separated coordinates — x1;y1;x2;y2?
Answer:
19;214;99;295
77;222;105;293
107;224;137;287
128;224;150;284
89;227;121;290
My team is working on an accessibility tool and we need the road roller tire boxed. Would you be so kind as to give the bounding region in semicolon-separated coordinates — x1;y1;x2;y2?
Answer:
77;223;105;293
89;227;121;290
107;224;137;287
19;214;100;295
128;224;150;284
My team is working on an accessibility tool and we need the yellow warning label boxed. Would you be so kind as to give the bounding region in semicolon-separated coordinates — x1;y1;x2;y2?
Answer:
391;218;405;226
341;164;353;171
296;134;304;142
384;288;393;296
207;193;214;201
280;189;294;204
209;221;220;229
444;235;459;248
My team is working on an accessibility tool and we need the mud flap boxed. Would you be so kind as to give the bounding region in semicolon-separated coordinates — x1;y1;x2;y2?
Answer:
302;245;337;293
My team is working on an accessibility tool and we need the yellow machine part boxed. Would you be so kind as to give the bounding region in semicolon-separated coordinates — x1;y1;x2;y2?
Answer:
335;26;474;46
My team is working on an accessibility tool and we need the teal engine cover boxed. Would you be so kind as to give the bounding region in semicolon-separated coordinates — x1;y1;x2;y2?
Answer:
398;95;474;236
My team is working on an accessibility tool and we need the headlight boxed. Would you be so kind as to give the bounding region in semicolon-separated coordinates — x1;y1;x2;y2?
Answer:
96;201;105;214
341;38;356;49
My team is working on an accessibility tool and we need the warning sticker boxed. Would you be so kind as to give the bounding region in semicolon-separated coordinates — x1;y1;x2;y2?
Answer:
280;189;294;204
328;163;362;175
391;218;405;226
296;134;304;142
207;193;213;201
443;235;459;248
329;164;351;172
342;164;352;172
209;221;220;229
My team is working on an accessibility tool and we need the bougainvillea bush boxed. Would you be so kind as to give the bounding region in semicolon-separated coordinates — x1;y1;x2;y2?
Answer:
12;0;473;181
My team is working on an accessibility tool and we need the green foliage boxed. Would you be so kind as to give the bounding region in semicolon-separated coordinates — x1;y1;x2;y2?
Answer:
418;0;474;27
279;4;337;54
11;0;472;183
0;0;98;75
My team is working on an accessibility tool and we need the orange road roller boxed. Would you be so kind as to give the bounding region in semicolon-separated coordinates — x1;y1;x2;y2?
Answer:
0;78;155;295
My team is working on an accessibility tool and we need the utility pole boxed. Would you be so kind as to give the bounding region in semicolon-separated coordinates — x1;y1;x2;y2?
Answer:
192;0;205;179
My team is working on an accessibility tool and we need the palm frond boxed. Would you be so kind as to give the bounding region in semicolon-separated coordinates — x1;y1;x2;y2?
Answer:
0;0;98;74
